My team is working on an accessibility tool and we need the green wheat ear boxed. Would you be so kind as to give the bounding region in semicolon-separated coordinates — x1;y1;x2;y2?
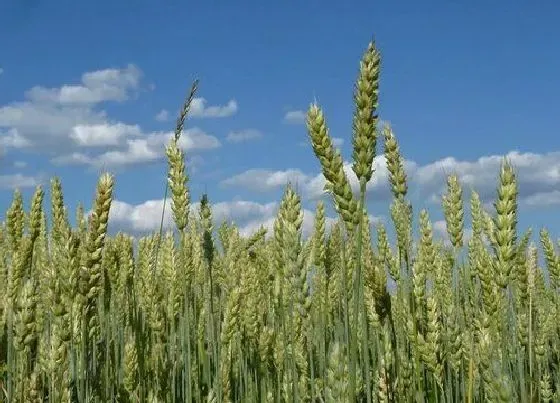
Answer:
383;123;408;200
492;159;518;289
306;104;359;233
442;173;464;249
352;41;381;187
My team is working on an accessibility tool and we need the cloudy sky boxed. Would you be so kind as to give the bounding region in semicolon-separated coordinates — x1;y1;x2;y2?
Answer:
0;0;559;240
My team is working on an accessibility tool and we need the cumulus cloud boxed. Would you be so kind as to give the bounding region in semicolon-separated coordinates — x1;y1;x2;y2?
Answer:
106;196;379;240
523;190;560;207
221;169;309;192
221;155;394;200
52;127;220;169
226;129;262;143
69;123;142;147
108;198;278;234
109;199;174;232
220;150;560;208
412;150;560;208
284;110;306;124
0;129;33;148
155;109;169;122
190;98;238;118
0;66;235;173
25;64;142;106
0;103;105;150
0;173;41;189
0;64;142;152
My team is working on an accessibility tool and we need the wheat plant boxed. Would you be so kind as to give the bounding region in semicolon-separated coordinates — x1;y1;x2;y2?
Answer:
0;39;559;403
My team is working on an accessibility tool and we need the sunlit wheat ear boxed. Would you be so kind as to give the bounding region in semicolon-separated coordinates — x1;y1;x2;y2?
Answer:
390;197;412;257
273;184;304;275
312;201;326;266
540;228;560;290
80;173;113;319
424;295;443;381
166;140;190;232
513;230;532;306
50;177;70;243
352;41;380;186
170;80;199;208
199;193;215;270
6;189;25;253
468;190;483;241
154;79;199;281
28;186;44;244
492;159;518;288
442;174;464;249
14;278;38;352
326;342;348;401
278;184;304;247
540;371;554;402
383;123;407;200
306;104;359;233
376;223;397;277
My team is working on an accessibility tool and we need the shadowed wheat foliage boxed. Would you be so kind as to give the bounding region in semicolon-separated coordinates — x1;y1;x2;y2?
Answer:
1;39;559;402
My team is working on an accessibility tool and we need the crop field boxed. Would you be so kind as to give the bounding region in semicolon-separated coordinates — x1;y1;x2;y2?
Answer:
0;40;559;402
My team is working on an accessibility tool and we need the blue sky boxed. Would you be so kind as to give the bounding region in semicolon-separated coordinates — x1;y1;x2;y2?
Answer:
1;0;559;240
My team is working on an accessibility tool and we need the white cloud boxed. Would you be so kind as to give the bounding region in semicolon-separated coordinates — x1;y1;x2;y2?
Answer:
303;155;408;201
108;198;278;234
0;129;33;148
412;150;560;207
53;127;220;169
221;169;309;192
220;150;560;208
24;64;141;106
155;109;169;122
0;173;40;189
109;199;174;232
0;102;105;149
523;190;560;207
85;139;160;168
51;152;93;166
13;161;27;168
69;123;142;147
284;110;306;124
0;66;236;172
221;155;394;200
218;203;381;239
107;196;368;240
212;201;278;227
0;64;142;152
226;129;262;143
190;98;238;118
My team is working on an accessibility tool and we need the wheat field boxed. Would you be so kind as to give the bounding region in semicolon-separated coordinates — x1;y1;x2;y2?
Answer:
0;40;559;402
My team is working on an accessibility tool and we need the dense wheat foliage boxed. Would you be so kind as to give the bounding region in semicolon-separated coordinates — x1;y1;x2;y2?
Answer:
1;40;560;402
